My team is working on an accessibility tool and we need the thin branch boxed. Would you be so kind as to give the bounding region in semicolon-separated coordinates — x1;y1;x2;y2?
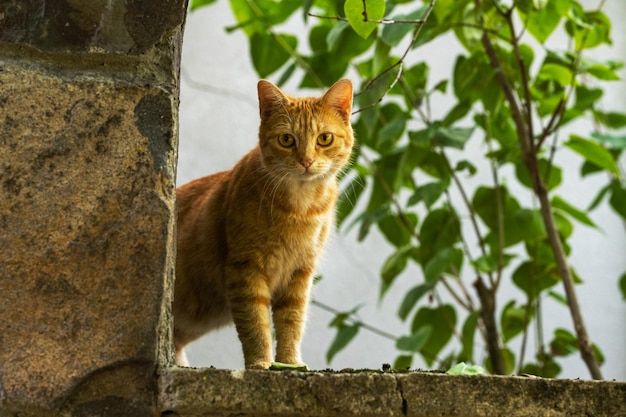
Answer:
352;63;403;115
484;117;506;289
442;150;496;287
307;13;425;25
311;299;397;341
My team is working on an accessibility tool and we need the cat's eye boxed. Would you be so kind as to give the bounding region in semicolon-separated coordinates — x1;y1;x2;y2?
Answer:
278;134;295;147
317;133;333;147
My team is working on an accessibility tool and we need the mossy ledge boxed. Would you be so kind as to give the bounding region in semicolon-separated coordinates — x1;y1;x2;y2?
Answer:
158;367;626;417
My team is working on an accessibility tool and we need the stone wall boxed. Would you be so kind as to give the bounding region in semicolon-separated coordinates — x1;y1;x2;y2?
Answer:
0;0;186;414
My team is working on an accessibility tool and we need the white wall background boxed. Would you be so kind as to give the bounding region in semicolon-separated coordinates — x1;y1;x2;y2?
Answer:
178;0;626;380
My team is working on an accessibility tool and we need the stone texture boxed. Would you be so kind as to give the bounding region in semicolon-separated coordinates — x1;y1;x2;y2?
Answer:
0;0;184;414
0;0;187;54
158;368;626;417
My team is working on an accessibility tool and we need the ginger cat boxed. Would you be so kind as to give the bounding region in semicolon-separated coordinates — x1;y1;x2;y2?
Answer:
173;79;354;369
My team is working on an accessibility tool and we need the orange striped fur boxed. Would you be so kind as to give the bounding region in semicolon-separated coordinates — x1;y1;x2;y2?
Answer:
173;79;354;369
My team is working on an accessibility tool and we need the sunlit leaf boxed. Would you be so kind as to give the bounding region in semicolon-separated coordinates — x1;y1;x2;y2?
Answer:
565;134;620;177
250;32;297;77
446;362;486;375
190;0;217;11
551;196;597;228
344;0;385;39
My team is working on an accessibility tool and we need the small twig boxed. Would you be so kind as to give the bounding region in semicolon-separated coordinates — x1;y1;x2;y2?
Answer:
307;13;424;25
442;151;496;287
311;299;398;341
352;63;403;115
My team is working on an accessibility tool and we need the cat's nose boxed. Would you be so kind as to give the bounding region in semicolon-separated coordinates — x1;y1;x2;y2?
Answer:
300;158;314;169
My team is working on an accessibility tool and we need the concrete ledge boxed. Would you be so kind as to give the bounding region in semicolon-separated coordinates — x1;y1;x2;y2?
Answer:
158;368;626;417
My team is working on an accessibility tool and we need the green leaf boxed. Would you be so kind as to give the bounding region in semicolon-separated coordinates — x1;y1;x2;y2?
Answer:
593;111;626;129
591;132;626;150
550;328;578;357
250;32;297;78
377;213;417;247
432;126;474;150
393;355;413;370
411;305;456;366
398;283;433;321
547;290;568;306
512;261;560;301
501;300;531;342
565;10;611;50
521;0;564;43
459;312;479;362
190;0;217;11
337;176;367;227
344;0;385;39
270;362;309;371
228;0;302;36
380;245;414;298
620;272;626;300
396;326;432;352
446;362;486;375
407;181;448;209
381;8;425;46
565;134;620;177
551;196;597;228
536;63;573;86
609;182;626;220
516;159;562;191
574;85;603;110
423;247;463;283
419;208;461;264
326;323;360;363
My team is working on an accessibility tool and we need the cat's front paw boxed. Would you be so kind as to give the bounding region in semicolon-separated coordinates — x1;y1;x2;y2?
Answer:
246;360;273;370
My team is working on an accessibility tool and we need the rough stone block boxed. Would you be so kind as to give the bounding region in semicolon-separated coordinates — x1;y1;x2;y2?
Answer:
0;63;177;414
158;368;626;417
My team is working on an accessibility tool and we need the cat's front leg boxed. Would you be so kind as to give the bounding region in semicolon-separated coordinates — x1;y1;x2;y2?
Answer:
226;269;273;370
272;268;313;367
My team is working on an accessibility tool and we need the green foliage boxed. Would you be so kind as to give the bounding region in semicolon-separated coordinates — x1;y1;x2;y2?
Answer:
193;0;625;378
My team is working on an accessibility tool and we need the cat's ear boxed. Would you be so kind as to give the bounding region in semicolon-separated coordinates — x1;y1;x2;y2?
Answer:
258;80;288;119
322;79;353;122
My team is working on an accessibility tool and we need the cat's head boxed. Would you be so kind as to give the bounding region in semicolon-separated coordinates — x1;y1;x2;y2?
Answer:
257;79;354;183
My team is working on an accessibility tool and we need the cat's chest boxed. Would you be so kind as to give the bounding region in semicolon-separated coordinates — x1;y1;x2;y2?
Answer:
254;213;331;285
